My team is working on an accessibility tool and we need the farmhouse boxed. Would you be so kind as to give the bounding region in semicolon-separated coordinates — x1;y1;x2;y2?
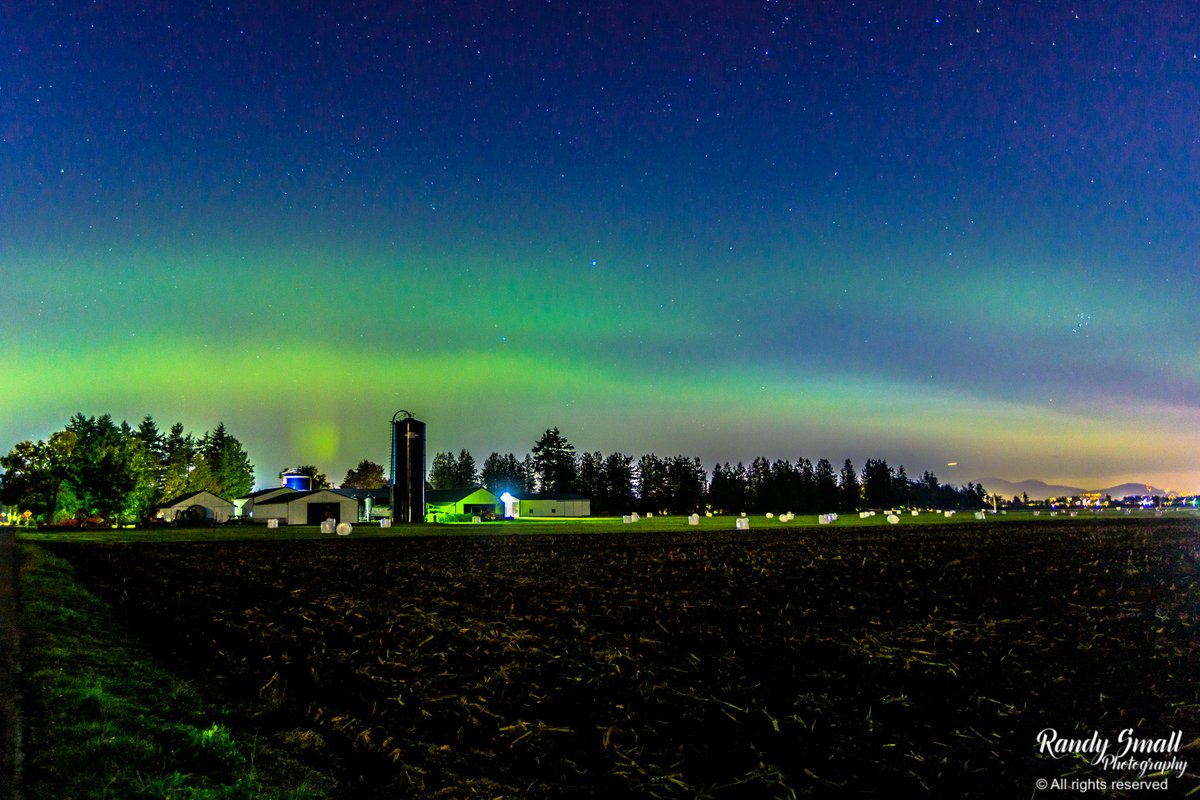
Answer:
159;490;235;523
509;492;591;518
251;489;360;526
234;487;297;518
426;487;501;520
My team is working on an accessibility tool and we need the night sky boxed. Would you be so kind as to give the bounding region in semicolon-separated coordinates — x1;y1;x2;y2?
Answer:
4;2;1198;492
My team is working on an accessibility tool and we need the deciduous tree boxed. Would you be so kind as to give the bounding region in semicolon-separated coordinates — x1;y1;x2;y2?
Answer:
342;459;387;489
295;464;331;490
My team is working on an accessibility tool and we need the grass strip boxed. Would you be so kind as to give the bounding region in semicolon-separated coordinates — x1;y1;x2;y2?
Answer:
17;543;321;800
20;508;1200;545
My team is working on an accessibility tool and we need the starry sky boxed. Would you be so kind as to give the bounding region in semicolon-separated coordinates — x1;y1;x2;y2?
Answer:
3;1;1198;492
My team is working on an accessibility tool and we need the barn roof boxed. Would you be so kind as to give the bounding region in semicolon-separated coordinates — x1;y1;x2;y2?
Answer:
518;492;589;501
253;488;358;507
426;487;498;504
240;487;298;501
160;490;233;507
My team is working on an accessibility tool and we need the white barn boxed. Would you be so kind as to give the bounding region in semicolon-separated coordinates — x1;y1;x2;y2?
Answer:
159;490;235;524
251;489;360;526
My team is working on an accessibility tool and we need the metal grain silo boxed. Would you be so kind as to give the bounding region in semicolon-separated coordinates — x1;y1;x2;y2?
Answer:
390;411;426;523
280;468;312;491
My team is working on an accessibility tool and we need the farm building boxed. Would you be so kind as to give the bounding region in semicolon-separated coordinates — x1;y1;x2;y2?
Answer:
509;492;591;518
337;487;392;521
251;489;360;526
425;487;501;520
159;490;235;523
234;487;297;518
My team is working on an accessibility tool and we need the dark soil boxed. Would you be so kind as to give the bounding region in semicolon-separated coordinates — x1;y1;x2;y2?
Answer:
53;518;1200;798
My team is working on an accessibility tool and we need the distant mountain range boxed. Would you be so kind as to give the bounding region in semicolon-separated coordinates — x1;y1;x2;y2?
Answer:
975;478;1168;501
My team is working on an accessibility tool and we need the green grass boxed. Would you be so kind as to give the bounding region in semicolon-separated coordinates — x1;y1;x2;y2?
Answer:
17;544;326;799
16;506;1198;544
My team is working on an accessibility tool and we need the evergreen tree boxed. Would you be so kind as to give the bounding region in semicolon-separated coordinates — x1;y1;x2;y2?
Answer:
480;452;506;494
728;462;751;513
602;452;636;512
893;465;912;507
838;458;862;512
747;456;772;512
132;415;166;508
185;453;219;494
161;423;196;500
577;451;605;506
530;428;577;493
814;458;839;512
664;455;706;514
707;463;733;513
912;470;940;507
481;452;527;495
796;457;816;513
861;458;895;509
453;449;478;487
763;459;798;513
429;452;457;490
636;453;668;511
520;454;536;492
200;422;253;498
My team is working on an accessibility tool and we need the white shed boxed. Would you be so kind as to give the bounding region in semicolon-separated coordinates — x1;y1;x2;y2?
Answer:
159;490;235;524
235;487;297;519
251;489;360;526
514;493;591;518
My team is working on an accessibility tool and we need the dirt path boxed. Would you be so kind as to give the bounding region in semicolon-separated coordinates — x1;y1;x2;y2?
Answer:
0;529;20;800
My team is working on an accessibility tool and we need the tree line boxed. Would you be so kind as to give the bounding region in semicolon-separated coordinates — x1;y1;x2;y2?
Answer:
0;413;254;524
428;428;989;515
2;420;989;523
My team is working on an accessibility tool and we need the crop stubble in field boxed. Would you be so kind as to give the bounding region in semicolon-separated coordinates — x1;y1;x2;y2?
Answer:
57;518;1200;798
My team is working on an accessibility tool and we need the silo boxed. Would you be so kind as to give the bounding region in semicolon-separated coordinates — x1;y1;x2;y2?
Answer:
390;411;426;523
280;469;312;492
